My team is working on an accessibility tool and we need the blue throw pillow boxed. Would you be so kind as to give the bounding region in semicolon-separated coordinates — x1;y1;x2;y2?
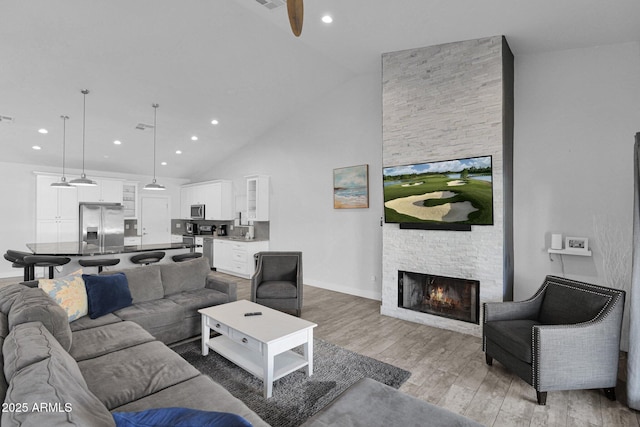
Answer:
82;273;133;319
112;407;253;427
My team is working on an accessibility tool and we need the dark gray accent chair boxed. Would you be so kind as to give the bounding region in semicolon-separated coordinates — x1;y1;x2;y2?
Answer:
483;275;625;405
251;251;303;317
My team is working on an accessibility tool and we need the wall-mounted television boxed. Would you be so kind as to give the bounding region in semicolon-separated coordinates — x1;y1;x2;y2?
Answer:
383;155;493;227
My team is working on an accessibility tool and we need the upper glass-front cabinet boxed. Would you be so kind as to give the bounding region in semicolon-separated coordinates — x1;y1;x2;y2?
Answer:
246;175;269;221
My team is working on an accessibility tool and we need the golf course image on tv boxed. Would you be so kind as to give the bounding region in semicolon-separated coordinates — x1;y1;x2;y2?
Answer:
383;155;493;225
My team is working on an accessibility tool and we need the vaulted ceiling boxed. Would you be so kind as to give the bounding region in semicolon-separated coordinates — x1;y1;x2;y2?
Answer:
1;0;639;180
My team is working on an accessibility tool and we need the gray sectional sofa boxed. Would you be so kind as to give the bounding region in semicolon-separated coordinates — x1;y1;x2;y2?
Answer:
0;257;269;426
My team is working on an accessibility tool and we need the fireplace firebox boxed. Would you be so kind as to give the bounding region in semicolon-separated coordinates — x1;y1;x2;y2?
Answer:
398;271;479;324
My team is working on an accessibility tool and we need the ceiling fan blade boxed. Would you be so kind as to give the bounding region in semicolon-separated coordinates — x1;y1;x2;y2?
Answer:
287;0;303;37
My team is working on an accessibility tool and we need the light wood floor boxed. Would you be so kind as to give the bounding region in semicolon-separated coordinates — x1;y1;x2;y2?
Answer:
2;272;638;426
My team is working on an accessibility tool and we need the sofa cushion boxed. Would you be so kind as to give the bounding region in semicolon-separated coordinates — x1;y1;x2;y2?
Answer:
70;312;122;332
113;299;184;344
166;288;230;313
256;281;298;299
112;375;270;427
3;322;85;387
538;282;610;325
1;321;115;427
83;273;133;319
483;319;540;364
102;265;164;304
8;287;72;351
3;358;114;427
160;257;210;296
38;269;88;321
112;407;252;427
0;284;28;315
78;341;200;410
69;321;156;362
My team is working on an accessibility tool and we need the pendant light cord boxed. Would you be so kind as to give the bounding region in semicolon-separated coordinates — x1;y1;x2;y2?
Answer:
81;89;89;175
61;115;69;177
152;103;159;181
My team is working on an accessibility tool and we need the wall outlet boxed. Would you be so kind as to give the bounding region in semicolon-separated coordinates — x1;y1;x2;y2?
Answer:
125;224;130;230
176;223;181;228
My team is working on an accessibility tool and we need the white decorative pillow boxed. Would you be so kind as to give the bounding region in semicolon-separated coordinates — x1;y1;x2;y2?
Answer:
38;269;88;322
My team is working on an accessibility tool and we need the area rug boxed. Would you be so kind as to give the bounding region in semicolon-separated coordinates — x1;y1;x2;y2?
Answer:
174;338;411;427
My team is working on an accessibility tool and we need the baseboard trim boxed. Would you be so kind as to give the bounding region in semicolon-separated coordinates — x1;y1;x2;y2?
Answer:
305;278;381;301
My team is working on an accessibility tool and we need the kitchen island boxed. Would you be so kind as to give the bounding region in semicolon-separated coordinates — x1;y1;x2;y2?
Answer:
25;241;199;277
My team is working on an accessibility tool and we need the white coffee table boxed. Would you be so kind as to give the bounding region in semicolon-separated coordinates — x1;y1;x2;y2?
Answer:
199;300;317;398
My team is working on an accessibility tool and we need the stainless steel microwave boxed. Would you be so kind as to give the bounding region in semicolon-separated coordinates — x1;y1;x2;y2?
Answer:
190;204;205;220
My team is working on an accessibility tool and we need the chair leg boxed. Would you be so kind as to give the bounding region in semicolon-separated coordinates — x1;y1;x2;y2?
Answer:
604;387;616;401
536;391;547;405
485;354;493;366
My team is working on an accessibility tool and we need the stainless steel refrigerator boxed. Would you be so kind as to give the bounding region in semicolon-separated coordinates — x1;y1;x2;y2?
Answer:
79;203;125;248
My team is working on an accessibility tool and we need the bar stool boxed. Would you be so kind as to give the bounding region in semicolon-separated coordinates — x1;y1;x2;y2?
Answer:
171;252;202;262
130;251;165;265
23;256;71;279
78;258;120;273
4;250;35;281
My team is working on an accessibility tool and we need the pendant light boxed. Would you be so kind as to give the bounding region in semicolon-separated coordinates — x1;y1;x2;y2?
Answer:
51;115;74;188
143;103;165;190
69;89;97;186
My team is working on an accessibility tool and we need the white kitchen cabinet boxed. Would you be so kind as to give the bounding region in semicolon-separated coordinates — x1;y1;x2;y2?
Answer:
181;180;233;220
205;181;233;220
36;219;77;244
246;175;269;221
36;175;79;243
122;182;138;218
36;175;78;221
180;186;192;219
195;236;204;254
213;239;269;278
77;178;123;203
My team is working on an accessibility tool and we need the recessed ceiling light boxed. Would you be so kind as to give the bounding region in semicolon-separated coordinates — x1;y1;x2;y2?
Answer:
161;161;167;166
38;128;48;134
191;136;198;141
113;140;122;145
32;145;41;150
322;15;333;24
175;150;182;154
211;119;219;125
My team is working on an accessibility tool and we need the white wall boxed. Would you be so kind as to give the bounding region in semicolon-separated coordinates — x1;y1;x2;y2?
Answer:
194;73;384;299
513;42;640;302
0;161;188;278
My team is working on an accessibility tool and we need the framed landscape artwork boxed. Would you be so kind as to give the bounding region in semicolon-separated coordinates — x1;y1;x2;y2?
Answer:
334;164;369;209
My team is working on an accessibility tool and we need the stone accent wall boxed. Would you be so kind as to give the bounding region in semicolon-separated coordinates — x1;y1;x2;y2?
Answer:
381;36;513;336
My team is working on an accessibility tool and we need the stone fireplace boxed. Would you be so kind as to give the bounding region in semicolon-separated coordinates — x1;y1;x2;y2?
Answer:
398;271;479;324
381;36;513;337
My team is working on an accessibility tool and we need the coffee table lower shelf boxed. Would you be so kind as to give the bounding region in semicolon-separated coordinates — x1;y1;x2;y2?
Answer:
206;335;309;383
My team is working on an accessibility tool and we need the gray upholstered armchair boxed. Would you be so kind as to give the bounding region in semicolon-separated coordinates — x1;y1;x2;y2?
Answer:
251;251;303;317
483;275;625;405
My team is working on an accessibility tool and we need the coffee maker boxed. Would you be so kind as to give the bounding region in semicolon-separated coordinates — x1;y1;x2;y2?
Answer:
217;224;227;236
185;222;198;235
